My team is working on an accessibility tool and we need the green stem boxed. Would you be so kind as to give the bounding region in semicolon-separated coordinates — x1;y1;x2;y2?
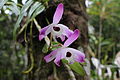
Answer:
22;22;34;74
22;49;34;74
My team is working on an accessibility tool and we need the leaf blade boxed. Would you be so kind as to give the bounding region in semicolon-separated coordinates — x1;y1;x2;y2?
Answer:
0;0;8;9
69;62;86;76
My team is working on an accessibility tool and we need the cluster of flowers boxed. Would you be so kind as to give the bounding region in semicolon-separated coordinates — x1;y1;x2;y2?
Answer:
39;3;85;66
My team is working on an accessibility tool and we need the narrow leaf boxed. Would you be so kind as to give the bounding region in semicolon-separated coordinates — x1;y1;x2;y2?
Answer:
13;0;33;40
7;2;20;15
31;5;45;19
21;0;33;14
0;0;8;9
28;2;41;18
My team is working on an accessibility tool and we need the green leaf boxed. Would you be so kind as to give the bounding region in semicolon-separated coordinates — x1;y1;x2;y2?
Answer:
31;4;45;19
28;2;41;18
42;43;49;53
15;0;33;28
13;13;24;40
21;0;33;14
62;59;68;64
0;0;8;9
7;2;20;15
51;41;61;50
69;62;86;76
13;0;33;40
51;41;60;45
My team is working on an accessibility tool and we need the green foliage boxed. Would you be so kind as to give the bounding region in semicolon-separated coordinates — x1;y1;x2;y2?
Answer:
42;43;49;53
6;2;20;15
88;0;120;79
0;13;25;80
69;62;86;76
0;0;45;79
0;0;8;9
88;0;120;56
50;41;62;50
62;59;86;76
13;0;45;40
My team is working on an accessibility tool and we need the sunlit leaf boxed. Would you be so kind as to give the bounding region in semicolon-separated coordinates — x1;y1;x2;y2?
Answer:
0;0;8;9
13;0;33;39
7;2;20;15
31;5;45;19
21;0;33;14
28;2;41;18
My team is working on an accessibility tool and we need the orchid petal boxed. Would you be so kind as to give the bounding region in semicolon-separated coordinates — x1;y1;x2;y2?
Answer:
59;35;66;42
44;49;58;63
53;36;57;42
98;68;102;76
39;26;49;40
57;24;73;37
53;3;64;24
68;48;85;63
106;67;112;77
64;29;80;47
91;57;100;68
54;48;66;66
45;26;52;35
64;28;74;37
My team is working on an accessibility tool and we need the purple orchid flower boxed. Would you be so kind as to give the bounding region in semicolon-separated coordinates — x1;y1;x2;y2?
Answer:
44;29;85;66
39;3;73;41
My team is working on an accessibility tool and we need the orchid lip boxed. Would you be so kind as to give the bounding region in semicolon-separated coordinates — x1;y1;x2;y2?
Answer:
66;52;72;57
53;26;60;31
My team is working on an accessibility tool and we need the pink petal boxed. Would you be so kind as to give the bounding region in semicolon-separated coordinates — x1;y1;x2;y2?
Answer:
39;26;49;40
74;52;85;63
44;49;58;63
57;24;73;38
68;48;85;63
59;35;66;42
63;29;80;47
45;26;52;35
53;3;64;24
64;28;73;37
54;48;66;66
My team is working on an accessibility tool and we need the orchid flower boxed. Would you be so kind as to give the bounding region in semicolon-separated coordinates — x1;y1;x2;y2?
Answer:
91;57;112;78
91;57;105;76
39;3;73;41
44;29;85;66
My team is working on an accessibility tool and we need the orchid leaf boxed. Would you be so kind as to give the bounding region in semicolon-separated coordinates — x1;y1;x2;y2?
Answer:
69;62;86;76
13;0;33;40
7;2;20;15
0;0;8;9
28;2;41;18
21;0;33;14
31;4;45;19
62;59;68;64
